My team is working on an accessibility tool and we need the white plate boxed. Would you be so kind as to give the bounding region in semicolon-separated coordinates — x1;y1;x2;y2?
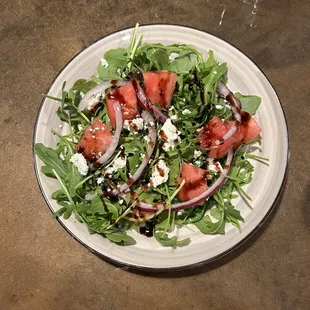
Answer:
33;25;289;271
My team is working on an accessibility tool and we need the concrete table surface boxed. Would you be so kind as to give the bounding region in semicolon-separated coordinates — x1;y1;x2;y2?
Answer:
1;0;309;309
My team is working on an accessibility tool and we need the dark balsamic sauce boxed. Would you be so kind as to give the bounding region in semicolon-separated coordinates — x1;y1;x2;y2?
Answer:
107;88;125;105
139;218;157;237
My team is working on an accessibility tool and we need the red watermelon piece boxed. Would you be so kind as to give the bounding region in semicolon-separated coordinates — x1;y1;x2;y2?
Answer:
198;113;261;159
178;163;209;203
143;71;177;109
76;120;112;162
106;82;139;127
242;114;262;141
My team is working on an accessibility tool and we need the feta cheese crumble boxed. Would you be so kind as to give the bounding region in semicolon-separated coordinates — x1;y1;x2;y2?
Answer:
207;158;223;174
88;93;102;111
100;58;109;68
170;115;178;120
106;156;127;174
169;52;178;61
215;104;224;110
150;160;170;188
182;109;191;115
96;176;104;185
70;153;89;176
159;118;181;151
85;193;97;201
193;150;202;159
123;117;144;133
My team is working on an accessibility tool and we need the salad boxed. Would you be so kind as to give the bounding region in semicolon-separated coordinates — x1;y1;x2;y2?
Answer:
34;24;267;247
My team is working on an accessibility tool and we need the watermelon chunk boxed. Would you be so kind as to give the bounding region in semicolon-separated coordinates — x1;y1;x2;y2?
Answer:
242;114;262;141
143;71;177;109
178;163;209;203
76;120;112;162
198;113;261;159
106;82;139;127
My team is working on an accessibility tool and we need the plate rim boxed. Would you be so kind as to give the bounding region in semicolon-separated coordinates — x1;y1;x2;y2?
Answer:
32;23;290;272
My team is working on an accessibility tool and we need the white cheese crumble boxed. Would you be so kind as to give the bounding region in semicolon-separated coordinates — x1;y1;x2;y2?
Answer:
117;68;122;74
169;52;178;61
70;153;89;176
159;118;181;151
100;58;109;68
123;117;144;133
106;156;127;174
96;176;104;185
194;150;202;159
182;109;191;115
194;160;202;167
78;124;83;131
207;158;223;174
88;93;102;111
170;115;178;120
215;104;224;110
150;160;170;188
85;193;97;201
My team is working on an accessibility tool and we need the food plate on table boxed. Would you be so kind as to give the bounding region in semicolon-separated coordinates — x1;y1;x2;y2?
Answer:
33;24;288;271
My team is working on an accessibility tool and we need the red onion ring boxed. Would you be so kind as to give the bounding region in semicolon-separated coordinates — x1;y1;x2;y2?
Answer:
138;148;234;212
215;82;242;145
89;102;122;170
78;80;128;112
112;110;157;195
130;73;168;123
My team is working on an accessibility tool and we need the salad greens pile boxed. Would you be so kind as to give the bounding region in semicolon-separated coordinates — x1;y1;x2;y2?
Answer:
34;24;266;247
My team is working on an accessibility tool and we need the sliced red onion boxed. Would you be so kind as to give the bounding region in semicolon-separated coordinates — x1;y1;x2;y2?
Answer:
78;80;128;112
89;102;122;170
138;148;234;212
130;73;168;123
111;110;157;195
215;82;242;145
217;81;242;109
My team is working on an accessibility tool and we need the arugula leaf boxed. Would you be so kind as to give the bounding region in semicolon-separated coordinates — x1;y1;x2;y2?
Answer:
53;206;67;218
235;92;261;115
154;232;190;247
103;198;122;220
224;202;244;222
105;231;136;245
169;52;198;74
34;143;68;179
97;64;122;80
210;207;222;220
90;196;105;213
71;79;97;94
104;48;128;67
148;49;169;70
139;190;161;204
41;165;57;178
168;157;180;187
65;166;83;197
195;212;225;234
